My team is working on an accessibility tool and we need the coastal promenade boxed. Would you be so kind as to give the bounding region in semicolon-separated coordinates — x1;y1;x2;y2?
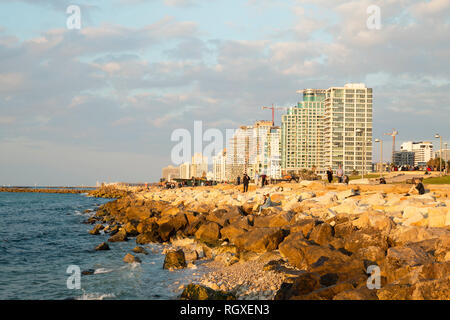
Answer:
88;182;449;300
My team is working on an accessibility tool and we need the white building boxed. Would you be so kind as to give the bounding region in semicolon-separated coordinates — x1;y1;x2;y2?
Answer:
191;153;208;178
179;162;191;179
435;149;450;162
400;141;434;166
162;165;180;181
266;127;281;179
213;149;227;182
323;83;373;175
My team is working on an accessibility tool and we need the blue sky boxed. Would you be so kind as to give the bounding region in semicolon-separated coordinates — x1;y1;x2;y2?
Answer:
0;0;449;185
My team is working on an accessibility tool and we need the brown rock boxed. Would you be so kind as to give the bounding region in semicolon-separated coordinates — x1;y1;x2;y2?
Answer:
163;249;187;269
309;223;334;246
234;227;284;253
95;242;110;251
123;253;141;264
108;228;128;242
274;272;321;300
195;222;221;243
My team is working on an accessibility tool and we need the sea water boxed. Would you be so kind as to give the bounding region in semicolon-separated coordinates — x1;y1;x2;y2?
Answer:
0;192;202;300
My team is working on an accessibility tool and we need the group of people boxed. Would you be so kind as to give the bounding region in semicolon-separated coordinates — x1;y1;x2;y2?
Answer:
326;166;349;184
238;172;269;192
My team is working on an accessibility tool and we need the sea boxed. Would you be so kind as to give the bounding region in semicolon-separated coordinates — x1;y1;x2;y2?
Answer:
0;191;203;300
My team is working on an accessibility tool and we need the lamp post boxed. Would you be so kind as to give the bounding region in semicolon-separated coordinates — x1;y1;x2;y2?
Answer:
375;139;383;177
444;142;448;175
435;134;443;177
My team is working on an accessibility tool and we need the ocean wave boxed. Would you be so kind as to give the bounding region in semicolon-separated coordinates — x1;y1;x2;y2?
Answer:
76;290;116;300
94;268;115;275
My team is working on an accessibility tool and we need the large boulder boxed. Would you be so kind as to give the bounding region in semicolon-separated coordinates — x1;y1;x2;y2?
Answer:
309;223;334;246
163;249;187;269
95;242;110;251
108;228;128;242
234;227;284;253
274;272;321;300
220;224;247;243
158;213;188;242
195;222;221;243
352;212;395;234
123;253;141;264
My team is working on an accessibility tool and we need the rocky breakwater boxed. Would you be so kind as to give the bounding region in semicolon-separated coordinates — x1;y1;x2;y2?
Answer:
0;187;92;194
87;183;450;300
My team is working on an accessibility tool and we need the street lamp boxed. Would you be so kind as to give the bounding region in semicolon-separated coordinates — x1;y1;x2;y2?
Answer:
435;134;443;177
375;139;383;177
445;142;448;174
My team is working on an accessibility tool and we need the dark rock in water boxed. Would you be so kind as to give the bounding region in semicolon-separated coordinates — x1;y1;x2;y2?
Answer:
89;224;104;235
108;229;128;242
180;284;236;300
123;253;141;264
95;242;110;251
82;269;95;276
274;272;321;300
132;246;148;255
163;249;187;269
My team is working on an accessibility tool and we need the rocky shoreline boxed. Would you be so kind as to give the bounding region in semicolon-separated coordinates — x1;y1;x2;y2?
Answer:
85;182;450;300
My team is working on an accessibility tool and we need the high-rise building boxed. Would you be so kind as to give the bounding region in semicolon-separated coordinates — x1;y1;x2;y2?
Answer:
400;141;433;166
266;127;282;179
179;162;191;179
393;151;415;167
225;121;272;181
281;89;326;174
213;149;227;182
162;165;180;181
323;83;373;174
191;153;208;178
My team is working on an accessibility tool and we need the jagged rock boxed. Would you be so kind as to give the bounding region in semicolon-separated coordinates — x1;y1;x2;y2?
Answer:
95;242;110;251
89;224;104;235
274;272;321;300
180;284;236;300
108;228;128;242
195;222;221;243
220;224;247;243
333;287;378;300
389;226;449;246
352;212;395;234
163;249;187;269
309;222;334;246
132;246;148;255
377;283;415;300
234;227;284;253
294;282;355;300
124;222;139;237
289;219;318;238
123;253;141;264
158;213;188;242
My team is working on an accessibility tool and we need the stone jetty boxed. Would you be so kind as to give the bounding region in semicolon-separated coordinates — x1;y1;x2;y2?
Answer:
88;182;450;300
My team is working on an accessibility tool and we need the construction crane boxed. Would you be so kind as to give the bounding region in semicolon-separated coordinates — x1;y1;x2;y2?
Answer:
262;105;290;126
384;129;399;163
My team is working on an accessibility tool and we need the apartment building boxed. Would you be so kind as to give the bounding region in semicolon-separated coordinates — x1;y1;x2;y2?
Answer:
213;149;227;182
400;141;433;166
281;89;326;174
323;83;373;174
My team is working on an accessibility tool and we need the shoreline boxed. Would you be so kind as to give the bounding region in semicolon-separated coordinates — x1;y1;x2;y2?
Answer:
0;187;95;194
85;182;449;300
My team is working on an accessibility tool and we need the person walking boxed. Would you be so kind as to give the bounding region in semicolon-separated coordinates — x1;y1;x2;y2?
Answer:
336;165;344;183
261;173;267;188
236;175;241;186
254;172;259;187
243;173;250;193
326;167;333;183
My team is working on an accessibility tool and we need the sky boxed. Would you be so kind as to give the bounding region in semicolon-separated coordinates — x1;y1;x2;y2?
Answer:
0;0;449;185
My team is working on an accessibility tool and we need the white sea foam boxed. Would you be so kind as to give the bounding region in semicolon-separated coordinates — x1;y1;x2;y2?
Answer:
76;290;116;300
94;268;114;274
